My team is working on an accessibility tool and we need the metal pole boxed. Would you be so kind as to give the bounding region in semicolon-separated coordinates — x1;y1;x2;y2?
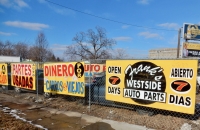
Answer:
36;62;38;101
177;28;181;58
89;59;91;112
157;51;160;59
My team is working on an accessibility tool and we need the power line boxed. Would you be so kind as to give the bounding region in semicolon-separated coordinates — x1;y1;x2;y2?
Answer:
45;0;177;32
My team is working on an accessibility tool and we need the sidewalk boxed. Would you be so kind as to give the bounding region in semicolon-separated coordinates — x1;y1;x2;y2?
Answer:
43;107;154;130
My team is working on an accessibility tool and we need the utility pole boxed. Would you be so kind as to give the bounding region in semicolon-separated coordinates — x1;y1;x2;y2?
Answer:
177;28;181;58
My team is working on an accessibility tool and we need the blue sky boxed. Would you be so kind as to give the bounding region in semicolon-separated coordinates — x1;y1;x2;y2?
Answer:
0;0;200;60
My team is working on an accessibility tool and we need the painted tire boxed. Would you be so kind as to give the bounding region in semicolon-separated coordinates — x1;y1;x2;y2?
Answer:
44;92;51;98
2;86;6;90
15;87;21;93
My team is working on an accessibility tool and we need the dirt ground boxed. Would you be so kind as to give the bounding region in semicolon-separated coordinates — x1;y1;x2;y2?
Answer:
0;110;43;130
1;89;200;130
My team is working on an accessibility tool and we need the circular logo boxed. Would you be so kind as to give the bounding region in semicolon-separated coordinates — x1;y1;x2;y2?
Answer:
124;61;166;105
75;62;84;78
171;80;191;93
109;76;121;85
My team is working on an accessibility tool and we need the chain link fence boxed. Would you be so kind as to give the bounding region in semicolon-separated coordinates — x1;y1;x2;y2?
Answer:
1;60;200;130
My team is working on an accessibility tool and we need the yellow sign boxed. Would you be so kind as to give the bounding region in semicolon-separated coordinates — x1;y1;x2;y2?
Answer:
11;63;36;90
44;62;85;97
106;60;197;114
0;63;8;86
183;42;200;50
182;42;200;58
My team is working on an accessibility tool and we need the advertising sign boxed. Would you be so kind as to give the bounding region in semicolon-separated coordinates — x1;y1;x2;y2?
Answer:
84;64;106;77
11;63;36;90
182;42;200;58
106;60;197;114
0;63;8;86
44;62;85;97
183;23;200;40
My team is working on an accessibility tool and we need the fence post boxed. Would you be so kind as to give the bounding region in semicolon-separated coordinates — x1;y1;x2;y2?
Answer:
177;28;181;58
36;62;38;101
89;59;91;112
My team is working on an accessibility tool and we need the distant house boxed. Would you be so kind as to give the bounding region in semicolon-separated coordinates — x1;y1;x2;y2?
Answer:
0;56;21;62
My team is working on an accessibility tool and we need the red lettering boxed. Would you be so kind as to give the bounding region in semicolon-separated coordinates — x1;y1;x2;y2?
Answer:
19;76;22;87
21;64;24;75
84;65;89;71
174;82;188;91
84;64;106;72
52;65;56;76
18;64;21;75
103;65;106;72
94;65;100;72
12;75;33;89
68;64;74;76
62;65;68;76
44;64;75;77
28;65;31;76
12;64;32;76
22;76;25;87
25;65;28;75
90;65;94;71
24;77;29;88
57;65;62;76
13;65;15;74
29;77;33;89
44;66;49;76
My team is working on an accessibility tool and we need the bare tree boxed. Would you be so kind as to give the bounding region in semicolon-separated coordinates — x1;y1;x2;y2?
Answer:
65;26;116;60
29;32;49;62
14;42;29;60
0;41;4;55
113;48;129;59
4;41;15;56
45;50;62;61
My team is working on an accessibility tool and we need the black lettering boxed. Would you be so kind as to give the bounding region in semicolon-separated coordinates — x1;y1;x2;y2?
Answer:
171;69;175;77
118;88;120;94
183;69;186;77
136;91;140;98
108;87;111;93
153;93;157;100
185;97;191;106
148;92;152;100
180;69;182;77
129;90;133;97
125;89;128;96
144;91;148;99
160;93;164;101
174;68;178;77
178;96;184;105
169;95;175;103
175;95;178;104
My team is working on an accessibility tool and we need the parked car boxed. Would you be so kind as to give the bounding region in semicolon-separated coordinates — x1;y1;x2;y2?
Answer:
85;73;114;105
